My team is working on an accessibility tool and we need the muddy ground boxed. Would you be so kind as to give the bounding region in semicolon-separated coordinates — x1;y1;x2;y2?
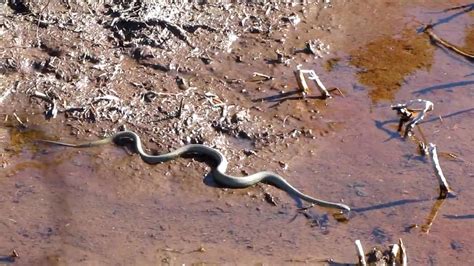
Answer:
0;1;473;265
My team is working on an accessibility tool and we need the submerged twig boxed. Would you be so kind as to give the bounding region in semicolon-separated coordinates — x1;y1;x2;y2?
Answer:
423;25;474;60
428;143;453;198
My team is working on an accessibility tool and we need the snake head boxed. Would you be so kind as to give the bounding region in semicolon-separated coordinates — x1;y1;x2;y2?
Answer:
113;136;135;146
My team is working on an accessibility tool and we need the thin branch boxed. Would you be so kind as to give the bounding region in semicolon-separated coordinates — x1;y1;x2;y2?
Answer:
391;99;434;138
354;240;367;266
399;239;407;266
428;143;453;198
423;25;474;60
390;244;400;264
294;65;331;98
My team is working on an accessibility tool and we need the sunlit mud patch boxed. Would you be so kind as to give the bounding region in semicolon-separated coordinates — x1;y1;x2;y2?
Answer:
350;29;434;103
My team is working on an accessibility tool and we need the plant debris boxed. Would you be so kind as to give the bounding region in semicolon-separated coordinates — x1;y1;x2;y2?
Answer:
354;239;407;266
428;143;453;198
294;65;331;98
391;99;433;138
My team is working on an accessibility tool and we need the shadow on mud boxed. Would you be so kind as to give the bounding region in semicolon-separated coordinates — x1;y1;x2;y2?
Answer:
252;89;327;107
421;4;474;29
444;214;474;220
413;80;474;95
352;198;429;213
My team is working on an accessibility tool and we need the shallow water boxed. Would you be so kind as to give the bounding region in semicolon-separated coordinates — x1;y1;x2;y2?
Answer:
1;1;473;265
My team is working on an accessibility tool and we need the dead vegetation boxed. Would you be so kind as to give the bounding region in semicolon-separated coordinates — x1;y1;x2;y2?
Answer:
0;0;333;156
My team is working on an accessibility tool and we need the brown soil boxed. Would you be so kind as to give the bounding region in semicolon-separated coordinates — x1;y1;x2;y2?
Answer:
324;57;340;73
1;1;474;265
350;29;434;103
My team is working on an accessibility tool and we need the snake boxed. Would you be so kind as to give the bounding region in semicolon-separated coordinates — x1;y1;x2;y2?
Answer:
38;131;351;212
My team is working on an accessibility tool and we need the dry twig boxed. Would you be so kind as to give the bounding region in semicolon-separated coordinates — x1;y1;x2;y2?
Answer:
423;25;474;60
390;244;400;265
428;143;453;198
354;240;367;266
294;65;331;98
399;239;407;266
12;113;26;128
391;99;433;138
252;72;273;81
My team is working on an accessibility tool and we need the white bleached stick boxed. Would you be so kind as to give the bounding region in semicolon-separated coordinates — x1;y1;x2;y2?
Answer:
428;143;452;197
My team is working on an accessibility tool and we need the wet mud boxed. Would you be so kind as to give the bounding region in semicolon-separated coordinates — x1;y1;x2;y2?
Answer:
1;1;474;265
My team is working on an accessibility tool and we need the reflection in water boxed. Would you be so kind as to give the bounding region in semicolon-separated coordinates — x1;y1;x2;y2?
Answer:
354;196;454;234
421;197;446;233
403;193;456;234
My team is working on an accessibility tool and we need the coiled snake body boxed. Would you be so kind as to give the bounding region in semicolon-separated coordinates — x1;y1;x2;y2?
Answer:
40;131;350;212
